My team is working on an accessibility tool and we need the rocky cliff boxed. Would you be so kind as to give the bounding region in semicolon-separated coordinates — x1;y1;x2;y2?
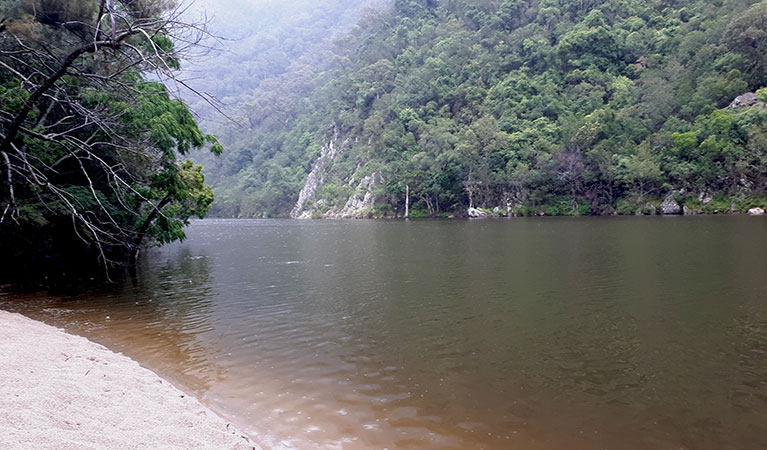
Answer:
290;129;346;219
326;172;385;218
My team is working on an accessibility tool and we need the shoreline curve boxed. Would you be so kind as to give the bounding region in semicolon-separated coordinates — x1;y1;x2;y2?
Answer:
0;310;261;450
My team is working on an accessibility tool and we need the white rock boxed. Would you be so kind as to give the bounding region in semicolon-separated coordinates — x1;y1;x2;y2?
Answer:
660;195;681;215
291;127;346;218
467;207;491;218
337;172;384;218
697;192;713;205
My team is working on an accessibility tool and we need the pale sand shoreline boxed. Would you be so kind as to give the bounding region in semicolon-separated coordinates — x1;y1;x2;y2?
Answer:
0;310;261;450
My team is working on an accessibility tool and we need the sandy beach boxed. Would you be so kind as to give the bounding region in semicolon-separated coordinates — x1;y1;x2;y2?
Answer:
0;310;260;450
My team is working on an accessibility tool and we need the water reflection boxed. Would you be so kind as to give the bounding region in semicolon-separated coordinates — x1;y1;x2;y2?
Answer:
2;217;767;449
0;246;225;393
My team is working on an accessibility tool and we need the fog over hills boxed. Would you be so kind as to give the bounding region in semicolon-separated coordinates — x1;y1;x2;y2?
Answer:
178;0;390;135
182;0;767;219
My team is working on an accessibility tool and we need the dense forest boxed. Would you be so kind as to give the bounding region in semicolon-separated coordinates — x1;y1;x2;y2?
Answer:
0;0;221;280
181;0;390;215
4;0;767;279
196;0;767;218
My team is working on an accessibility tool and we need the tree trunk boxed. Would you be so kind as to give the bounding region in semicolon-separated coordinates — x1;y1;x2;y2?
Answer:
424;195;434;217
405;184;409;219
129;194;172;266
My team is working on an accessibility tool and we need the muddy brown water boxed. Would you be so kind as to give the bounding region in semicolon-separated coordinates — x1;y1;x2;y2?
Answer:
2;217;767;449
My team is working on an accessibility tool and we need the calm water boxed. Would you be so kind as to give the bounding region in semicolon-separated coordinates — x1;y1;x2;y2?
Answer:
3;217;767;449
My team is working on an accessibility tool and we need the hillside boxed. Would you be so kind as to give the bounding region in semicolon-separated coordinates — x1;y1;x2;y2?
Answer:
199;0;767;218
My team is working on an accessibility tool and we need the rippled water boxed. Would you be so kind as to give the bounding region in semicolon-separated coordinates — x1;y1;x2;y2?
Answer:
3;217;767;449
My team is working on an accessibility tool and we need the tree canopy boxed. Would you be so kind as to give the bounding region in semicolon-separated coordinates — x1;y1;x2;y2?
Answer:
0;0;222;281
193;0;767;218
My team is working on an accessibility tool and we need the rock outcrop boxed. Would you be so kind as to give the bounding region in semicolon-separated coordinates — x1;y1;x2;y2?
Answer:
291;130;345;219
727;92;763;109
698;191;713;205
329;172;385;218
467;207;492;218
660;195;682;215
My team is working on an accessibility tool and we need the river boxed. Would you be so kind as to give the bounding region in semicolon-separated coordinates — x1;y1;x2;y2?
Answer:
2;217;767;449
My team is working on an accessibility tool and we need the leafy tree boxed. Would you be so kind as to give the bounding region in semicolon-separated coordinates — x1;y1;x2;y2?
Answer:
726;2;767;87
619;144;663;205
0;0;221;279
187;0;767;219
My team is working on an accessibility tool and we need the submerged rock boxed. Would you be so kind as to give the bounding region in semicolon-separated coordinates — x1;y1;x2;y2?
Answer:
660;195;682;215
748;207;765;216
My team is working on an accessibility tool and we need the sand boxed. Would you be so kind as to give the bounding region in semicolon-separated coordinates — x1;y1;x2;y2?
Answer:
0;310;260;450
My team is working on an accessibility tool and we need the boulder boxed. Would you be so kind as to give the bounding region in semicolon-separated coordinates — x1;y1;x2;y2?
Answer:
748;207;765;216
660;195;682;215
467;207;492;218
697;191;713;205
727;92;761;109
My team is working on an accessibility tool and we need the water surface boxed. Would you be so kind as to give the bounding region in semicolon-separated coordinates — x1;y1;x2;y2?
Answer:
3;217;767;449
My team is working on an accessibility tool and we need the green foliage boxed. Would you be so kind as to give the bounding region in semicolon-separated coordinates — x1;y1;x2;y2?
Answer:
407;209;430;219
0;0;221;278
190;0;767;218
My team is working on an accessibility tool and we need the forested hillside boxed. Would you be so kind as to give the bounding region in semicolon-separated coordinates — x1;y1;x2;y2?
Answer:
180;0;390;216
200;0;767;218
181;0;388;136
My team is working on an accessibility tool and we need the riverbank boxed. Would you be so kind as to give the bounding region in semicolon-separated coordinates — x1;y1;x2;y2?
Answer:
0;310;259;450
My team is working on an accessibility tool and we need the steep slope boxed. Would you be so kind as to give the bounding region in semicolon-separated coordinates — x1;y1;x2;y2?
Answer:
178;0;391;217
210;0;767;218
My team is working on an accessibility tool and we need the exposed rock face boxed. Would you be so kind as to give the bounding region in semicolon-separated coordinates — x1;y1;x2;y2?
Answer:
291;130;345;219
660;195;682;215
330;172;385;218
698;191;713;205
727;92;762;109
467;207;492;218
748;207;765;216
